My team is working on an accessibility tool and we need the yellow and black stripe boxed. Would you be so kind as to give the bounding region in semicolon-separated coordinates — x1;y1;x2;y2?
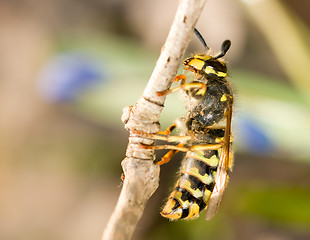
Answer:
161;130;225;220
160;36;233;220
153;29;234;220
184;55;228;78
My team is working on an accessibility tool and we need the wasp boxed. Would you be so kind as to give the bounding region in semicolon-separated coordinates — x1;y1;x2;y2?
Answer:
139;28;233;220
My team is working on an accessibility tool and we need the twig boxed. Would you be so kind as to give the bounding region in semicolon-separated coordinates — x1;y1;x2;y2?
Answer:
102;1;207;239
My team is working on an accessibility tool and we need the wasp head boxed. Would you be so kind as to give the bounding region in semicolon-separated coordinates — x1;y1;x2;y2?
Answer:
183;40;231;78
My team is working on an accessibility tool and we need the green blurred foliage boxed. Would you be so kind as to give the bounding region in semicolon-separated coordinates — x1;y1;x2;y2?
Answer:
237;185;310;228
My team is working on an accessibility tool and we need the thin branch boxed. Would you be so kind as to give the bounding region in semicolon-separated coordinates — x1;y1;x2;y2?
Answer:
102;1;207;240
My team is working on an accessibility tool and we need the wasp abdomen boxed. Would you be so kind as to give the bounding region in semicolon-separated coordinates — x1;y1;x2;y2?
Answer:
161;151;219;220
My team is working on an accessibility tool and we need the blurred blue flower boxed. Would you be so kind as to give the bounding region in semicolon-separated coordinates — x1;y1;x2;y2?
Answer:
237;116;274;154
37;52;105;102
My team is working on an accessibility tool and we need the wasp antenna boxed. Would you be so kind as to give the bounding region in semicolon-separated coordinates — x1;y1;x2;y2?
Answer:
215;40;231;59
194;28;209;50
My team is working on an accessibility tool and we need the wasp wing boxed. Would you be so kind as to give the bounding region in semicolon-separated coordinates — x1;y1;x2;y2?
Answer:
205;103;233;220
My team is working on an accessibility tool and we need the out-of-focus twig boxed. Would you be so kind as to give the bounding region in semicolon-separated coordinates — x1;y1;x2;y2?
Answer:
239;0;310;104
102;1;207;240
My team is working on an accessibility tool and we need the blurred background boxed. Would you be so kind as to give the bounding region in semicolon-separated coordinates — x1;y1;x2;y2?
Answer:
0;0;310;239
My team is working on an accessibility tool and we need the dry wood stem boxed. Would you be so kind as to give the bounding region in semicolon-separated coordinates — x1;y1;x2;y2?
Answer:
102;1;207;239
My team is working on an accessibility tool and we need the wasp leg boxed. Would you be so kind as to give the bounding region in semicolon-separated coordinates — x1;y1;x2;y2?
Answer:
133;128;193;143
157;123;177;135
157;82;207;96
173;74;187;84
156;143;184;166
190;143;223;151
140;143;190;152
132;122;177;137
169;74;187;85
157;150;178;165
157;74;207;96
140;134;192;142
154;135;192;142
157;75;187;96
134;123;186;165
140;142;223;152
